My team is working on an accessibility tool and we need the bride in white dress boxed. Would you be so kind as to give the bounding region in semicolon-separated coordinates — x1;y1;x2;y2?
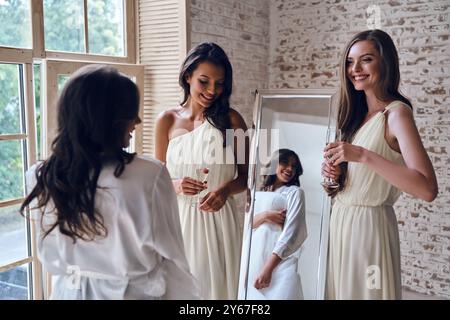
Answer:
239;149;307;300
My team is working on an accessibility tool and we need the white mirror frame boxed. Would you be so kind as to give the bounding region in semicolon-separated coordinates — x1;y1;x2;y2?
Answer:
244;88;338;300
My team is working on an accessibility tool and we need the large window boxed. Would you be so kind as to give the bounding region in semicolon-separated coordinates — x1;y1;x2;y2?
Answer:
44;0;125;56
0;0;140;300
0;61;34;300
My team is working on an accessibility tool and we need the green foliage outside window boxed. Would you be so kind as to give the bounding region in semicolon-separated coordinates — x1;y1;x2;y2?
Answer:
0;0;31;49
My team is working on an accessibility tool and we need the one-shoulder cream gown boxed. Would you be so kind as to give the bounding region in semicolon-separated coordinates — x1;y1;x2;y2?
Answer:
166;120;242;299
326;101;406;300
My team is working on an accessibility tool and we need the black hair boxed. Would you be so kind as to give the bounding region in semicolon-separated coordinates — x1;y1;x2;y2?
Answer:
179;42;233;146
20;65;140;242
260;149;303;191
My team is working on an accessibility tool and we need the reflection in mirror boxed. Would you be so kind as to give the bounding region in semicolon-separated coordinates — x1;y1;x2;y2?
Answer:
238;89;337;300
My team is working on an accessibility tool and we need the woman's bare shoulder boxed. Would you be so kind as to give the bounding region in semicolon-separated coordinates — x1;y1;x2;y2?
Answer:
156;107;184;130
157;107;183;122
386;101;414;128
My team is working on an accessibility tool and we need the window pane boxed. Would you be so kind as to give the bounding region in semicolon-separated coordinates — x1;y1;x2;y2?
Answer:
57;74;70;92
0;140;25;201
88;0;124;56
0;263;29;300
33;64;42;161
0;63;22;134
0;205;27;266
0;0;31;48
44;0;85;53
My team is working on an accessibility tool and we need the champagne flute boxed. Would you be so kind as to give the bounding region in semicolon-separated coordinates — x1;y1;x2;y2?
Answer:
192;165;209;208
321;127;342;189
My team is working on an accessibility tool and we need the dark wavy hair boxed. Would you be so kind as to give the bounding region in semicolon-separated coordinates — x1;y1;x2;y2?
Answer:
179;42;233;146
260;149;303;191
20;65;140;242
332;29;412;196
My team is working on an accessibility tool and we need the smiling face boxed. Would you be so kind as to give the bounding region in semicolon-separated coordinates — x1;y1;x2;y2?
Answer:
275;156;297;185
346;40;382;95
186;61;225;109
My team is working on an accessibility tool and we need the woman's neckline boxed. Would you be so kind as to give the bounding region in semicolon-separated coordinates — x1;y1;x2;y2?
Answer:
168;120;208;143
356;100;397;132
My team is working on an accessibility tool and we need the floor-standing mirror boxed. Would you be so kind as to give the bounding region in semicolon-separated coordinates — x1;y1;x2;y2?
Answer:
238;89;337;300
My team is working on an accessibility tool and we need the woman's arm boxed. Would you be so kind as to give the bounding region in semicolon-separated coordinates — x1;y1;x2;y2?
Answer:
254;189;306;289
154;110;174;164
325;105;438;202
253;254;282;290
272;188;307;259
199;109;249;212
252;209;286;229
221;108;249;196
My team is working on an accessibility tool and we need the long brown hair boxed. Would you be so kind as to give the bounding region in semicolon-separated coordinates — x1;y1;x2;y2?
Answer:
333;29;412;195
179;42;233;146
20;65;140;242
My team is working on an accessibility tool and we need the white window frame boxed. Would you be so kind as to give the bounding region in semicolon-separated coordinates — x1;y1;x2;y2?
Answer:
42;59;144;157
0;53;40;300
1;1;137;63
0;0;139;300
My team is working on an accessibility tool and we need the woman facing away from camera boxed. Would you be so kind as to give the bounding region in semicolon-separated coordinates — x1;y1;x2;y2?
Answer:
322;29;438;300
238;149;307;300
21;65;199;299
155;42;249;299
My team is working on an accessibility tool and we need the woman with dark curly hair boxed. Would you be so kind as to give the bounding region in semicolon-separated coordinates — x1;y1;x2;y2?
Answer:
21;65;198;299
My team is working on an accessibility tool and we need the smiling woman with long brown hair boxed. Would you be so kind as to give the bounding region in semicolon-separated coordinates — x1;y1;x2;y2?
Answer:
322;29;438;300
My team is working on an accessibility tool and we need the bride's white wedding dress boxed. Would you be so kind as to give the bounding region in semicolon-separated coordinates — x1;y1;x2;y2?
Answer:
239;185;307;300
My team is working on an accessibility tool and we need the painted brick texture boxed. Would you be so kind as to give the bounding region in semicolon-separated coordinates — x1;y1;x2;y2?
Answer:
268;0;449;298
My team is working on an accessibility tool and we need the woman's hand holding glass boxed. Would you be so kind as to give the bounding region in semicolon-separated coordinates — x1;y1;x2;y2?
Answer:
324;141;366;165
321;141;367;193
321;158;342;182
321;127;342;189
174;176;207;196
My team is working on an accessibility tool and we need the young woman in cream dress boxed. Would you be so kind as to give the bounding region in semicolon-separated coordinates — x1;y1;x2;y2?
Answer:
155;43;248;299
322;30;438;300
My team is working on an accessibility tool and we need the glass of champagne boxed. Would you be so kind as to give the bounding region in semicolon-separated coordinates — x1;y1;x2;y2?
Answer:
321;127;342;189
192;165;209;208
